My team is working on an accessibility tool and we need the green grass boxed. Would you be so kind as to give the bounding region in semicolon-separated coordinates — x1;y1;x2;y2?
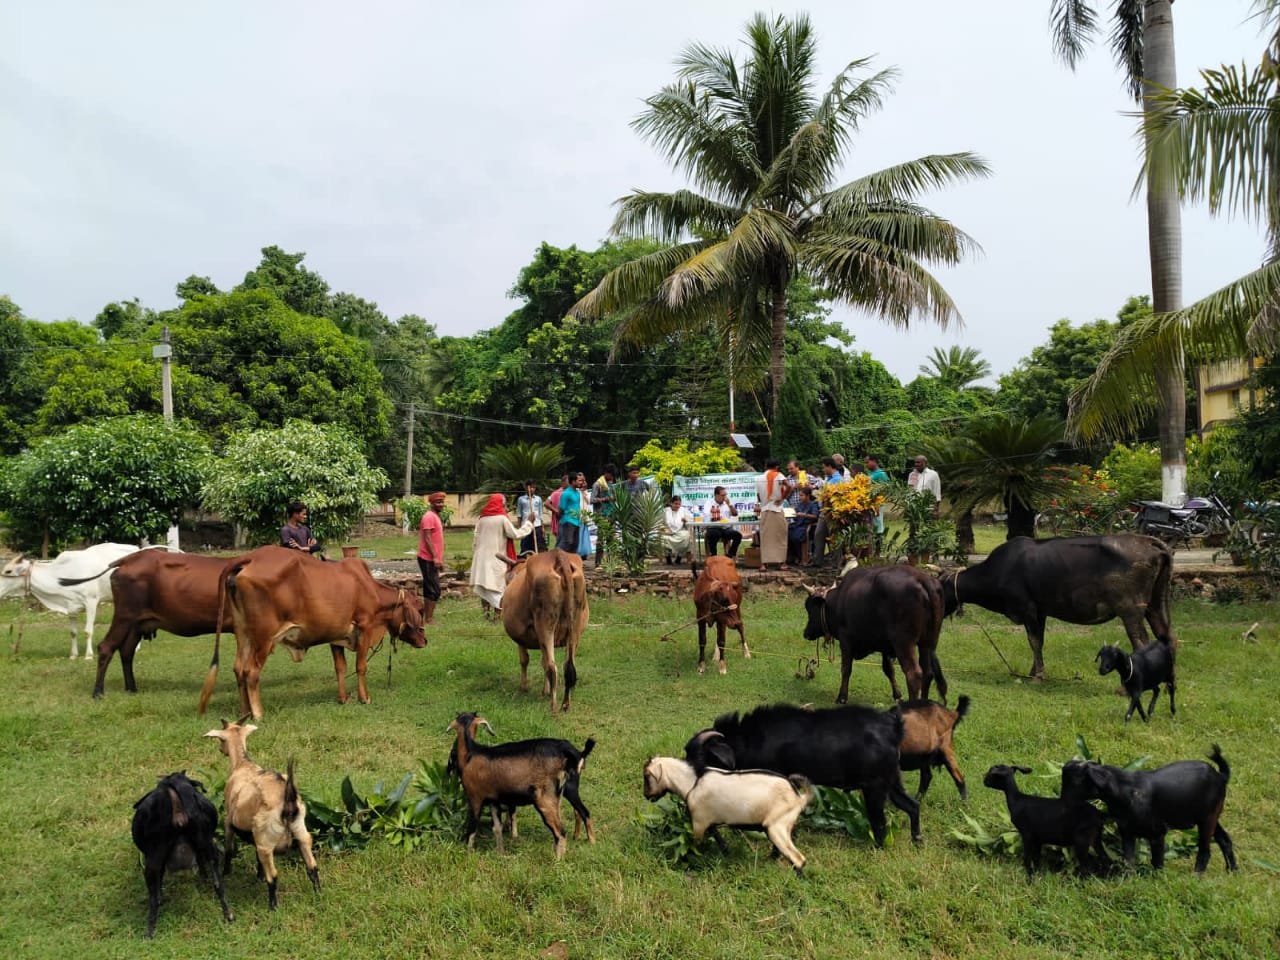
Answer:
1;584;1277;959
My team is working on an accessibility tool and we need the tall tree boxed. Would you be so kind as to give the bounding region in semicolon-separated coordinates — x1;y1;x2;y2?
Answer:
1069;3;1280;439
1049;0;1187;502
572;13;989;431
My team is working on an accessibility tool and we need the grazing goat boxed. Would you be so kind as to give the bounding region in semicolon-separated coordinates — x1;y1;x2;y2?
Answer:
1061;746;1237;873
897;695;970;801
684;702;920;845
983;764;1109;878
131;772;233;938
642;756;812;873
447;711;596;859
204;717;321;909
1095;641;1175;722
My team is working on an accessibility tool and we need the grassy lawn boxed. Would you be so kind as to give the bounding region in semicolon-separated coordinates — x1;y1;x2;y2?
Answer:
1;581;1276;959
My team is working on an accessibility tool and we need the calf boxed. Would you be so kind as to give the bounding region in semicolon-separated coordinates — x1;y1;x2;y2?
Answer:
131;772;233;938
692;556;747;675
983;764;1109;878
1061;746;1237;873
642;756;812;873
897;695;970;801
1095;641;1175;722
685;702;920;845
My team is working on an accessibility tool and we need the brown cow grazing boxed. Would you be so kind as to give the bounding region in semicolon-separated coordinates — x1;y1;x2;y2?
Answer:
197;546;426;719
60;550;233;699
691;556;747;675
500;549;588;714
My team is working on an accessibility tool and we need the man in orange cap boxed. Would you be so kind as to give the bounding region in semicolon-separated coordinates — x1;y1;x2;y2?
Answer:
418;492;447;624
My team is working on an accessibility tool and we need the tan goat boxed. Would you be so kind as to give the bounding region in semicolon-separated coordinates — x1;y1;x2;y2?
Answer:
204;717;321;909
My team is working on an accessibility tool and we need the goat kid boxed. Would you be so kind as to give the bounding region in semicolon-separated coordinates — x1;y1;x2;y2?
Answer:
131;771;233;938
1061;745;1236;873
1095;641;1175;722
897;695;970;801
448;712;596;860
204;717;321;909
983;764;1109;879
642;756;812;874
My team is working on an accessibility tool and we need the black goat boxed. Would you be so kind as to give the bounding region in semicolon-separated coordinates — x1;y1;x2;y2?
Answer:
1095;641;1175;722
131;772;233;939
684;702;920;845
1061;746;1236;872
982;764;1109;878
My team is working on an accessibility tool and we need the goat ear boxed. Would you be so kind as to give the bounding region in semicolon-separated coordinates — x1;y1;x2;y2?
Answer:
1015;765;1033;775
706;740;737;769
241;724;258;737
203;729;225;740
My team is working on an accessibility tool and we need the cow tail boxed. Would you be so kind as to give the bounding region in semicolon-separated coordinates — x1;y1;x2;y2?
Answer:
1153;542;1176;650
198;560;239;715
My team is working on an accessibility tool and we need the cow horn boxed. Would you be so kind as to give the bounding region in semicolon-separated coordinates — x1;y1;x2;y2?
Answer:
802;583;820;597
496;553;519;568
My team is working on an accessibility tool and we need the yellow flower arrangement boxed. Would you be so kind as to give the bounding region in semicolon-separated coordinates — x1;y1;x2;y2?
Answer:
817;473;884;528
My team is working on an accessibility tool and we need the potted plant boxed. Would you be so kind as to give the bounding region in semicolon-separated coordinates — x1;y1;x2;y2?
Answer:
817;473;885;563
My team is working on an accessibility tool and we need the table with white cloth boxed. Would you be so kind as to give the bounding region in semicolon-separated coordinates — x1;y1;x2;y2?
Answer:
686;520;760;560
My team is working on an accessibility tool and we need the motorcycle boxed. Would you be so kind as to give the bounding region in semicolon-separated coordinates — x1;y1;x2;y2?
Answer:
1134;471;1239;549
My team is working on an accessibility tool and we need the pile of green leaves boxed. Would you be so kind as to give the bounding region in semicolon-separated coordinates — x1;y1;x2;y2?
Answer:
301;759;467;852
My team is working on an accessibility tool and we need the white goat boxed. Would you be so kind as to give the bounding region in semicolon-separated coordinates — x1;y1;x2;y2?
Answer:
1;543;138;658
204;717;320;910
641;756;813;873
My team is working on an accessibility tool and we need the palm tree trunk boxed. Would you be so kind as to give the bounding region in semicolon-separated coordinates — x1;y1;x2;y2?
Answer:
769;278;788;432
1143;1;1187;504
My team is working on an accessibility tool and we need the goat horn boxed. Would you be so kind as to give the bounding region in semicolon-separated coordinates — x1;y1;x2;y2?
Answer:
235;711;252;726
478;719;496;737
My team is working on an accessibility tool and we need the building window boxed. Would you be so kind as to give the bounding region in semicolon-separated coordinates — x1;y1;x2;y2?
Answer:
1230;389;1241;408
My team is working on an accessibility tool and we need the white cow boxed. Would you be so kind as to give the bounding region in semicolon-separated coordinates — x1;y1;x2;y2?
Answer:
1;543;140;659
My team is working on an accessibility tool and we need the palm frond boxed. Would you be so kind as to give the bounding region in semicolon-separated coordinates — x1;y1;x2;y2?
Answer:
661;207;797;307
1142;64;1280;223
1048;0;1100;69
570;243;710;320
611;190;745;243
820;153;993;212
1109;0;1144;101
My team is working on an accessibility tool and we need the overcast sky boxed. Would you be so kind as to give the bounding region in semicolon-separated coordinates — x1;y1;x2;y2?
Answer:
1;2;1269;384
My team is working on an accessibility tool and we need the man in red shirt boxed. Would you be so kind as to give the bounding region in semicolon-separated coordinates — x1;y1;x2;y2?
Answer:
418;492;447;624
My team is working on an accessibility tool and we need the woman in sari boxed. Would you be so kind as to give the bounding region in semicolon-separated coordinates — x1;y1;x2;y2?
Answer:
470;493;533;613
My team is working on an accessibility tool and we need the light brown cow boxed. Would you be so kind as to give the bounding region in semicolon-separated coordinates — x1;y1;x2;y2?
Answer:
693;555;747;675
500;549;588;714
197;546;426;719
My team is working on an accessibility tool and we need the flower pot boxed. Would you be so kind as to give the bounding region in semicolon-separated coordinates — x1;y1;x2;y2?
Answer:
341;545;359;559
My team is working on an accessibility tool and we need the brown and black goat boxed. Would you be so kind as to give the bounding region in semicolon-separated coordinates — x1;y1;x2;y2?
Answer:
896;695;971;801
204;717;320;909
447;711;596;859
131;771;233;938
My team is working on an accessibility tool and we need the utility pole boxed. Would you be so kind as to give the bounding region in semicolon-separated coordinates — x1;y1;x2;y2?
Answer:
403;400;415;497
152;327;180;550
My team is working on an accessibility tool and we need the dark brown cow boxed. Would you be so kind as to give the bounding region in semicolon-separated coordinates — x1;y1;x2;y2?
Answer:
197;546;426;719
500;549;588;714
692;556;747;675
802;564;946;705
60;550;233;698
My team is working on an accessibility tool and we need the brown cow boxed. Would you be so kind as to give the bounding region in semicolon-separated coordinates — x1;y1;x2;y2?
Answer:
692;556;747;675
60;550;233;699
500;549;588;714
197;546;426;719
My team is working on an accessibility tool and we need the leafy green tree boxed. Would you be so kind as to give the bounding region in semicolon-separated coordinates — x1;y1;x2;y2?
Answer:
93;298;155;339
1049;0;1187;501
629;439;742;490
998;317;1122;424
0;415;209;552
175;275;220;301
572;13;990;429
1100;442;1163;504
201;420;387;546
0;297;35;453
237;245;331;317
928;413;1066;539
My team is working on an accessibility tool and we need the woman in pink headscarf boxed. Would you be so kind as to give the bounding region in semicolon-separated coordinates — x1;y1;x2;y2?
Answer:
470;493;533;613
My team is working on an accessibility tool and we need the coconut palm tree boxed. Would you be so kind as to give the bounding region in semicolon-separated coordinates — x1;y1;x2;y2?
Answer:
918;345;992;391
930;414;1068;540
1069;3;1280;439
571;13;990;432
1049;1;1188;503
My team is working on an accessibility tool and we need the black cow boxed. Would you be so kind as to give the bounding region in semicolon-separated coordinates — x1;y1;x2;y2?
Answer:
939;535;1174;680
802;565;946;704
